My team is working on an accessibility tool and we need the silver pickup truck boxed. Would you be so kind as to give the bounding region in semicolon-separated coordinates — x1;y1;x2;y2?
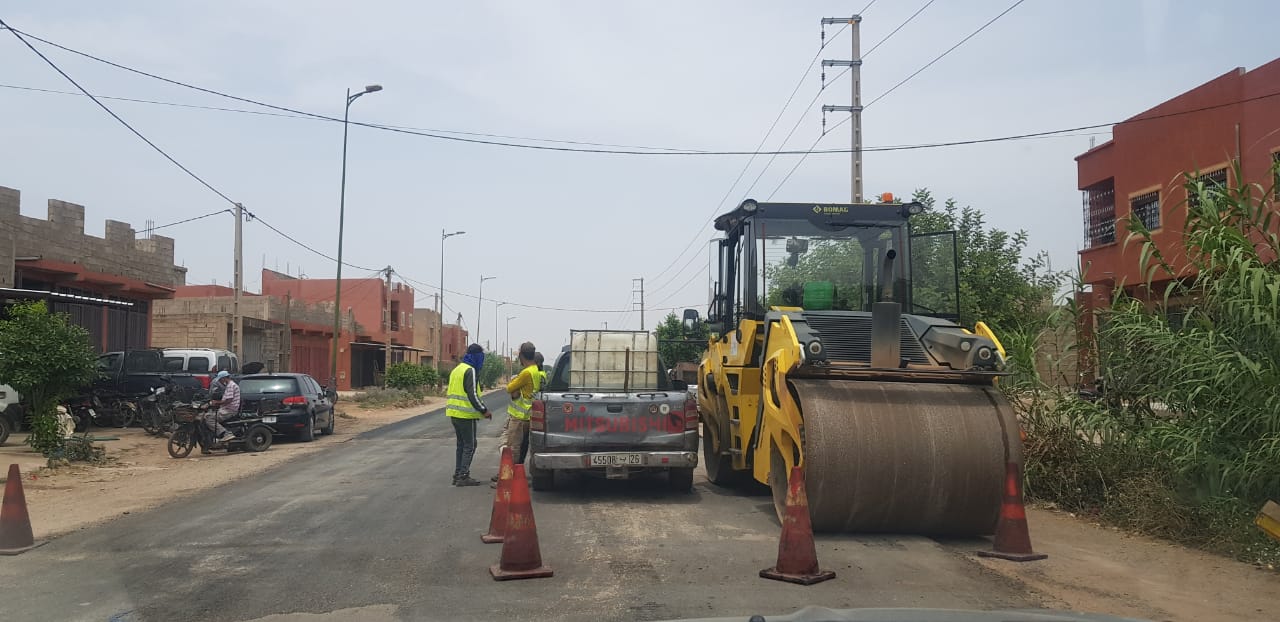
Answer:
529;330;699;492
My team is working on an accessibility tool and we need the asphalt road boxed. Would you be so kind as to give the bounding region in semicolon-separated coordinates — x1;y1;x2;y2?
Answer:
2;393;1046;622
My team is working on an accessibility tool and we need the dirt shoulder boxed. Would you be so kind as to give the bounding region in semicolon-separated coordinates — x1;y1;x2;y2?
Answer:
974;506;1279;622
0;398;444;540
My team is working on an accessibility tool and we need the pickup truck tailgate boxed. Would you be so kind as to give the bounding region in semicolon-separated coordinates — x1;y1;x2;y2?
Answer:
540;391;692;451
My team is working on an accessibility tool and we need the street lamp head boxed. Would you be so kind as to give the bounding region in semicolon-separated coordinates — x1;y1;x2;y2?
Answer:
442;230;466;240
364;84;383;93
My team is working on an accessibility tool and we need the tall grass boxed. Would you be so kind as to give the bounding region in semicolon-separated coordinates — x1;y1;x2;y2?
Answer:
1003;163;1280;567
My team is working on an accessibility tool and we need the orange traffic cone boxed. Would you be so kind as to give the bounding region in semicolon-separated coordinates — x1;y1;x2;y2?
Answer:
1;464;45;555
760;466;835;585
976;461;1048;562
482;446;515;543
489;464;553;581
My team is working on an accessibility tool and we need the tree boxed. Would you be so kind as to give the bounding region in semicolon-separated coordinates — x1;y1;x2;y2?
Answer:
654;312;709;365
909;189;1062;330
0;301;99;455
479;351;507;389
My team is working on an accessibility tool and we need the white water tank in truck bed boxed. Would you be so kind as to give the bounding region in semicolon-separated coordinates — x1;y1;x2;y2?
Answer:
568;330;660;390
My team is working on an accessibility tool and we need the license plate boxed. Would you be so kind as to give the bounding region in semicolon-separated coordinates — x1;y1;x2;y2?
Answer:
88;409;96;417
261;416;276;423
589;453;643;467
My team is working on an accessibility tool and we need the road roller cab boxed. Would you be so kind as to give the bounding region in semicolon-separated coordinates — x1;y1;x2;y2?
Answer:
693;198;1023;535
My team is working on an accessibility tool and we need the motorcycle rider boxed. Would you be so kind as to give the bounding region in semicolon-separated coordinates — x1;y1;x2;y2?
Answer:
205;371;240;448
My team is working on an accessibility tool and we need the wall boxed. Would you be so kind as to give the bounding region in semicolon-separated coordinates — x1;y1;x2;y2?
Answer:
260;269;413;346
412;308;441;363
441;324;469;363
0;186;186;287
151;313;230;349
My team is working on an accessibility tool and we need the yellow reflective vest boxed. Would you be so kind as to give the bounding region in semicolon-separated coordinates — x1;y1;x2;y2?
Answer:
505;364;542;421
446;362;482;419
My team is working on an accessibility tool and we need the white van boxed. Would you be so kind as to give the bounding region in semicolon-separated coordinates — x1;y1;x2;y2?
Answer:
162;348;239;390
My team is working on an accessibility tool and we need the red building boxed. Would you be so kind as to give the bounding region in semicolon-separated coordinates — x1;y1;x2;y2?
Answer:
1077;58;1280;307
440;323;469;365
261;269;418;390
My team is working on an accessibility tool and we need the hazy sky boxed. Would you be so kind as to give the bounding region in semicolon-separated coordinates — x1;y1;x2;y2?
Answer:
4;1;1278;354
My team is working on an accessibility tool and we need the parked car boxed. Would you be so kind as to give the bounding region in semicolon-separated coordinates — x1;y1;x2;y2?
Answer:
0;383;21;445
529;330;698;492
161;348;240;391
95;349;204;398
235;373;335;442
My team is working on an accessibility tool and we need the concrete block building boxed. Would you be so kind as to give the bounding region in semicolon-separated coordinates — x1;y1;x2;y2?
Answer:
0;186;186;350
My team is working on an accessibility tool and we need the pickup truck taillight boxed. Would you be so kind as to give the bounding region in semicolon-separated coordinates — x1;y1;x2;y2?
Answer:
281;396;307;406
197;375;211;389
530;399;545;431
684;397;699;430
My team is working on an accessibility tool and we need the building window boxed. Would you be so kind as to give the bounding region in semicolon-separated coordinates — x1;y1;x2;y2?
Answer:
1083;179;1115;248
1189;168;1227;208
1130;191;1160;231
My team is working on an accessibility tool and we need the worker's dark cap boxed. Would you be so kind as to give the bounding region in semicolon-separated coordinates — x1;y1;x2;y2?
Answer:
466;343;484;355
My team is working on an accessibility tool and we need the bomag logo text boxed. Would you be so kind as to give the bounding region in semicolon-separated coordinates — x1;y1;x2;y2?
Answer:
812;205;849;215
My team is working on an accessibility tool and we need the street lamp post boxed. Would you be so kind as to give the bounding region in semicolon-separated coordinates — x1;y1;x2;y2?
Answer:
330;83;382;391
477;275;496;347
494;301;507;360
505;316;518;379
438;229;465;375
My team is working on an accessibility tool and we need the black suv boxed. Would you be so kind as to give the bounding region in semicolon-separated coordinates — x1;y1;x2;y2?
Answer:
236;374;335;442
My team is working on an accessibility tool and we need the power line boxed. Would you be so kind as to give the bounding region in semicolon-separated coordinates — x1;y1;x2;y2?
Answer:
0;82;707;153
0;23;913;158
652;261;710;307
768;0;1026;198
645;22;851;288
0;19;238;206
150;209;232;231
863;0;937;58
865;0;1028;109
8;24;1278;160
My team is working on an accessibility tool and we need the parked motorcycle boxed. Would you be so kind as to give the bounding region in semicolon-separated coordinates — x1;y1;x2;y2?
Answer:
139;384;175;436
62;394;97;433
167;402;275;458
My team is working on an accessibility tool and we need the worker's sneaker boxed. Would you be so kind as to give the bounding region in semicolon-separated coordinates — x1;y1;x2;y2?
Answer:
490;475;499;482
455;477;483;487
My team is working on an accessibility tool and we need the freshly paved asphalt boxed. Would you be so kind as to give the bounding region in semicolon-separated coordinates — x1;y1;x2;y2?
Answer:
1;392;1045;622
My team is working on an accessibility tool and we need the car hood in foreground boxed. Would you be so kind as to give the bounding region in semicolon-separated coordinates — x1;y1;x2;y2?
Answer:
657;607;1151;622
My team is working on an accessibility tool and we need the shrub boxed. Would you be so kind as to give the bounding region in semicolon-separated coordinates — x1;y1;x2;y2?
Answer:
385;362;438;391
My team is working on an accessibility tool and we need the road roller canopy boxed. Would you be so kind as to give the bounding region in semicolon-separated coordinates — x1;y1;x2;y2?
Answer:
709;200;960;325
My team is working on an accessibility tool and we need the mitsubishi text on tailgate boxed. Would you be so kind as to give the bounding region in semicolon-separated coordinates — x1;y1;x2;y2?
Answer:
529;330;699;492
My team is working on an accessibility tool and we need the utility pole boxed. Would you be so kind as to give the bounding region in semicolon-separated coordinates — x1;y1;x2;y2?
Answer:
494;301;506;356
506;316;518;379
439;230;465;376
821;15;863;202
233;202;244;359
383;266;393;387
633;278;646;330
432;292;440;370
282;292;292;373
477;275;496;346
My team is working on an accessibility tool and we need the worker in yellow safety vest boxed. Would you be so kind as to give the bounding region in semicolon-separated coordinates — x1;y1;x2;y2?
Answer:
447;343;490;486
515;351;548;465
502;341;540;467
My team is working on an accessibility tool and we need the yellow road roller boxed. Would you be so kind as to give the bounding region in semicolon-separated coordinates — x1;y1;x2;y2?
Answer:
688;198;1022;535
